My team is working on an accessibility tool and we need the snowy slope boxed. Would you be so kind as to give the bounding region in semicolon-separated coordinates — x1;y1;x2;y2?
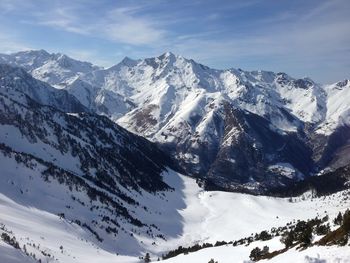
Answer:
316;79;350;135
0;70;184;261
159;238;350;263
0;64;88;113
1;163;349;263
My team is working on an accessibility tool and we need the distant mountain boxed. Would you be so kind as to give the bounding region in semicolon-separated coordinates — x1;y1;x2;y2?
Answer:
0;50;100;87
2;50;350;192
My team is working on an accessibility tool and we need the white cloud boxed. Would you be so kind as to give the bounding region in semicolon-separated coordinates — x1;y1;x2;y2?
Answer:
27;3;166;45
100;7;166;45
30;6;92;35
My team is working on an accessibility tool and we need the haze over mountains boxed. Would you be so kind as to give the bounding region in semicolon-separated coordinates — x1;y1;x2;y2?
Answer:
0;50;350;263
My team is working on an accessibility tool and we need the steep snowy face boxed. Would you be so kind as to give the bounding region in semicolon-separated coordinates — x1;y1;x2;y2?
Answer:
272;74;327;124
0;50;100;87
316;79;350;135
309;79;350;171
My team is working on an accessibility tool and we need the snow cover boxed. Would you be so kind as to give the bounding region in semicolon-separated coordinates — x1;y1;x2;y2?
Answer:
2;50;350;185
0;50;100;87
160;240;350;263
316;80;350;135
0;240;36;263
1;165;349;263
30;51;349;183
268;163;304;180
1;50;350;262
2;50;349;139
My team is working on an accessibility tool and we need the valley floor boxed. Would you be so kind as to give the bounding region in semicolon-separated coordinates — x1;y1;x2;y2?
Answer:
1;170;349;262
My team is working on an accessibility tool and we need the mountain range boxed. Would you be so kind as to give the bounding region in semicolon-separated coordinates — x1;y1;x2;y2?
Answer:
0;50;350;262
1;50;349;193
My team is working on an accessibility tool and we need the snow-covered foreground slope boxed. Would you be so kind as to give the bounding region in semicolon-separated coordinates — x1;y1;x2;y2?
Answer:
160;239;350;263
1;165;349;263
0;193;138;263
154;173;350;250
0;240;36;263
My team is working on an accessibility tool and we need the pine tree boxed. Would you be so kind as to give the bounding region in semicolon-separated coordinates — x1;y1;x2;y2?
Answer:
342;209;350;233
299;224;312;246
144;252;151;263
249;247;262;261
334;212;343;225
281;231;293;248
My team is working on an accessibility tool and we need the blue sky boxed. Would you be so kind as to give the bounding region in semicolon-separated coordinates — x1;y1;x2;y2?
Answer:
0;0;349;83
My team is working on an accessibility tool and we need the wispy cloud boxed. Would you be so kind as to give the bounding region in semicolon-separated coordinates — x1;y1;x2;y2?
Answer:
26;2;167;45
32;7;91;35
100;7;166;45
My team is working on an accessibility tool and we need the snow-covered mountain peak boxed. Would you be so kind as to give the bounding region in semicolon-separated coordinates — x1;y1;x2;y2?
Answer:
1;49;51;70
141;52;180;70
119;56;139;67
292;78;315;90
0;50;100;87
275;72;291;84
162;51;175;57
245;69;276;83
14;49;50;58
156;51;179;63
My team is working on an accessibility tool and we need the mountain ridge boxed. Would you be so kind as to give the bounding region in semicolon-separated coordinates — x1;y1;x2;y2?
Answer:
1;50;350;192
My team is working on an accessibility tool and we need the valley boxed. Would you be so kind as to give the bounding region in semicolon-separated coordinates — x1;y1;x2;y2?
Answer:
0;50;349;262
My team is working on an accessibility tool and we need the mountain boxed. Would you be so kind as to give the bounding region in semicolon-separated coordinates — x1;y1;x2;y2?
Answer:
0;65;187;260
0;54;350;263
68;52;350;192
0;50;100;87
0;64;88;113
2;50;350;193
